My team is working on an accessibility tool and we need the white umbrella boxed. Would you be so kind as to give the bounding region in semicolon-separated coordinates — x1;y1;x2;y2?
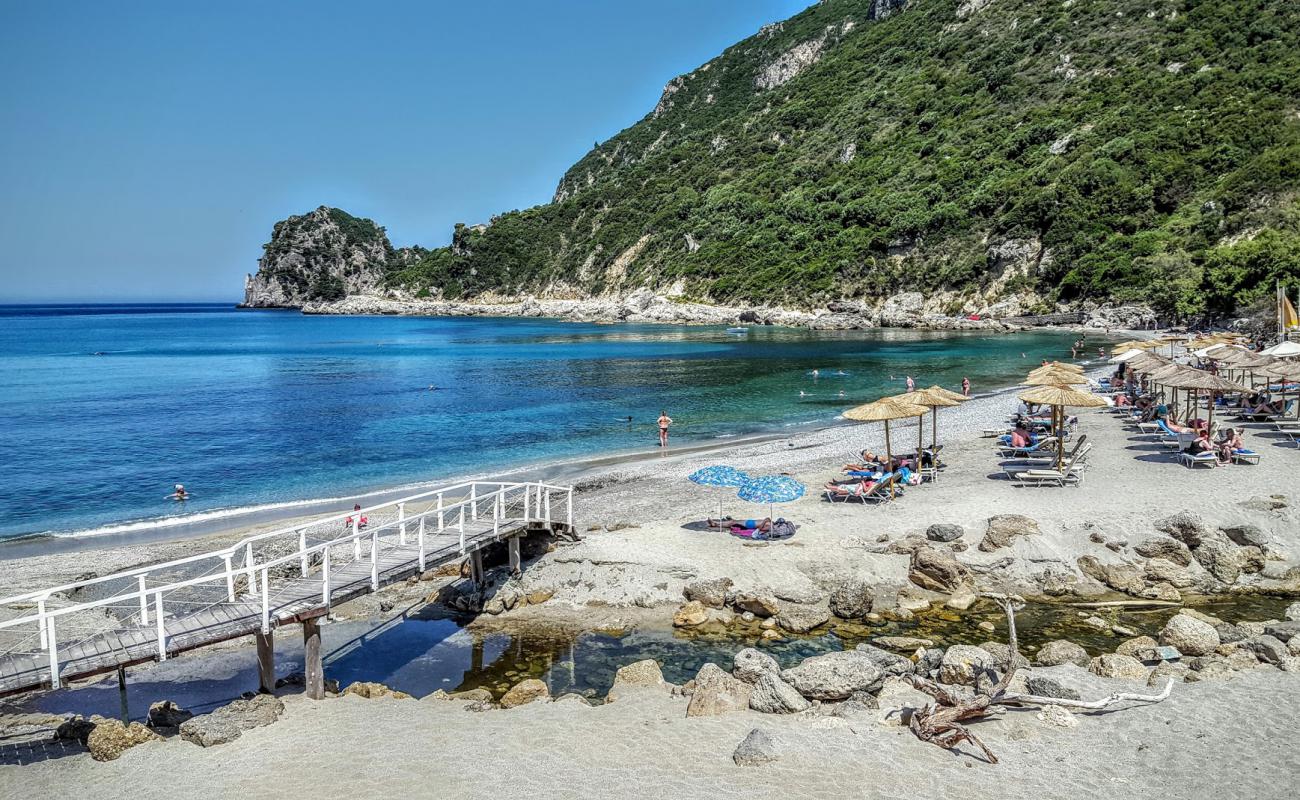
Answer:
1260;340;1300;357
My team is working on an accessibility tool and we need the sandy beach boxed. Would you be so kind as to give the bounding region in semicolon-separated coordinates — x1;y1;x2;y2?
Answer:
2;345;1299;797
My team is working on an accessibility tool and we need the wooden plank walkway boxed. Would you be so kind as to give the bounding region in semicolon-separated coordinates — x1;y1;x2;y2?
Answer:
0;519;531;697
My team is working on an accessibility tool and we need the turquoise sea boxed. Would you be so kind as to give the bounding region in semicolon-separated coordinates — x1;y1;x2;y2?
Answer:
0;304;1106;541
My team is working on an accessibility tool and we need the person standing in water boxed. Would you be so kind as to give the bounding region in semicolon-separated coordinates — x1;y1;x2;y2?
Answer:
657;410;673;448
962;377;970;397
905;375;915;392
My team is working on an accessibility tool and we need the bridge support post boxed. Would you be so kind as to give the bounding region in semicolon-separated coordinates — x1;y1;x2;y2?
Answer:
303;618;324;700
256;630;275;694
469;550;485;588
508;535;521;575
117;666;129;723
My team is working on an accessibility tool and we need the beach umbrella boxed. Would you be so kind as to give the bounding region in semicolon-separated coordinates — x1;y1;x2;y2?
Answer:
1161;370;1249;432
688;465;751;519
905;388;962;469
843;397;928;498
1261;340;1300;358
1263;361;1300;419
923;385;969;403
1025;369;1087;386
736;475;805;521
1109;349;1148;364
1017;385;1108;471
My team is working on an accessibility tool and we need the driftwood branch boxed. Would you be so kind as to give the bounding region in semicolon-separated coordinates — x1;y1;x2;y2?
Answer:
904;592;1173;764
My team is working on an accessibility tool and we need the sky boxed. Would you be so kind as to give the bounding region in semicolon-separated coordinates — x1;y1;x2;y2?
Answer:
0;0;811;302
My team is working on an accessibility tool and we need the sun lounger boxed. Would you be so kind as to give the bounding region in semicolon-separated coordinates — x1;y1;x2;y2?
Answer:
1002;442;1092;472
1230;448;1260;465
996;437;1058;457
1178;451;1218;469
824;474;897;504
1010;464;1086;487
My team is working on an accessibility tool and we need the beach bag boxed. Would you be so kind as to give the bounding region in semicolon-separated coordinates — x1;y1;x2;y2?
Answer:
769;518;796;540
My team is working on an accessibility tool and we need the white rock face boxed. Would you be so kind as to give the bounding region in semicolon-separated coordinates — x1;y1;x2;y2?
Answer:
756;37;827;90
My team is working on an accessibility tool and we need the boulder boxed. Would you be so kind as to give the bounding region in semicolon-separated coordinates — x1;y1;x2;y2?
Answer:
775;601;831;633
1246;635;1289;665
918;648;945;676
1214;623;1247;644
445;688;495;703
1191;536;1243;585
1159;614;1220;656
673;600;709;628
1089;654;1150;681
926;523;964;543
732;728;779;766
873;636;934;652
1263;621;1300;642
1133;538;1193;567
686;663;752;717
1279;656;1300;672
979;514;1040;552
1115;635;1159;660
1076;556;1144;595
980;642;1030;672
606;659;668;701
1155;512;1210;547
1143;558;1195;588
1025;674;1081;700
1221;524;1267;548
896;590;933;612
748;673;811;714
1034;640;1090;668
1141;583;1182;602
732;648;781;684
874;676;934;727
1185;660;1236;682
1037;705;1079;728
146;700;192;729
499;679;550;708
945;586;978;611
684;577;733;608
780;651;883;700
54;715;97;744
909;546;972;592
773;585;826;605
828;580;875;619
1238;546;1265;575
939;645;996;686
1224;648;1260;670
179;694;285;747
854;643;916;677
85;718;159;762
1285;602;1300;622
732;591;780;618
343;681;413;700
1148;661;1190;686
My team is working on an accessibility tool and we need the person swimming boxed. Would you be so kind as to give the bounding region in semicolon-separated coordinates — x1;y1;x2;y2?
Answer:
168;484;188;501
811;369;820;378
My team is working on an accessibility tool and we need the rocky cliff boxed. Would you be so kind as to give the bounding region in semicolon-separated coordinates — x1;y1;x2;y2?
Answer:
241;207;421;308
243;0;1300;322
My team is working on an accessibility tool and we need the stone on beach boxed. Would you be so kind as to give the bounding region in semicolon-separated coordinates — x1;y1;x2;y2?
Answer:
732;728;779;766
828;579;875;619
672;600;709;627
606;659;669;701
1160;613;1221;656
499;679;550;708
979;514;1040;552
1133;537;1193;567
925;523;964;542
1037;705;1078;728
686;663;752;716
873;635;934;652
147;700;192;729
1245;636;1288;665
775;600;831;633
908;545;972;592
1035;640;1090;668
343;681;414;700
731;591;780;617
939;644;996;686
780;651;883;700
1088;653;1150;681
1115;635;1159;660
683;577;733;608
732;648;781;684
853;643;916;677
748;672;811;714
179;694;285;747
85;717;160;762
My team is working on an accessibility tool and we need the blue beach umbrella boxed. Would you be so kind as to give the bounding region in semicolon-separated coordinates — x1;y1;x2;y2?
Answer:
737;475;805;521
689;465;751;519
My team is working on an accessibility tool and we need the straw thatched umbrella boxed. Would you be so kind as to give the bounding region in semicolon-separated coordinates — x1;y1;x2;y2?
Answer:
1145;363;1195;417
1017;384;1109;471
901;388;963;465
843;397;928;498
924;385;969;403
1025;369;1088;386
1161;370;1249;432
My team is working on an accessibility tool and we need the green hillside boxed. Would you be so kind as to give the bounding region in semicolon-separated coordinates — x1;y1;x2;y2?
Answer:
386;0;1300;319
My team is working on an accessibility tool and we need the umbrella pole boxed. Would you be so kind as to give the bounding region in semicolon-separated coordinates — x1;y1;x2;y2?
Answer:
931;407;938;451
1056;405;1064;472
885;420;894;499
916;414;923;476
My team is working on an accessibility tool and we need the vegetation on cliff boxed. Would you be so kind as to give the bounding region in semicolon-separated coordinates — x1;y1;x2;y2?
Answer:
278;0;1300;319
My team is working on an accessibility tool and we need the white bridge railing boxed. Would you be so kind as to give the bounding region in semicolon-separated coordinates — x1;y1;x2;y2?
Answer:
0;480;573;690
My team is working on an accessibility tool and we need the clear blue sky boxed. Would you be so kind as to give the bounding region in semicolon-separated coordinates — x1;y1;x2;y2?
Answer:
0;0;809;302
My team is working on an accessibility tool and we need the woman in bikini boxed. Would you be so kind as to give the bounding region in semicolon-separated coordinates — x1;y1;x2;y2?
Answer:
657;410;673;447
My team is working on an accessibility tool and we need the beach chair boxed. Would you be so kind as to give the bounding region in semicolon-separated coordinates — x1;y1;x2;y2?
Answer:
1230;448;1261;465
1002;442;1092;475
1178;451;1218;469
996;437;1058;458
1008;455;1088;487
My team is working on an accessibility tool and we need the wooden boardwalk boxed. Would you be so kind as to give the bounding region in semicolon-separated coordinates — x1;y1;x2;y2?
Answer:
0;518;533;697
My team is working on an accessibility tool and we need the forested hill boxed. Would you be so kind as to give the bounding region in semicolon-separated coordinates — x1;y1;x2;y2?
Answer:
260;0;1300;320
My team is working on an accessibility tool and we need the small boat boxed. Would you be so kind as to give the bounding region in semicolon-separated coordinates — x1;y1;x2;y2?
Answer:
725;327;748;334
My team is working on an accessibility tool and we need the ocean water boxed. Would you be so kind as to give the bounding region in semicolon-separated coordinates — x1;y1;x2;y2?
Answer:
0;304;1104;540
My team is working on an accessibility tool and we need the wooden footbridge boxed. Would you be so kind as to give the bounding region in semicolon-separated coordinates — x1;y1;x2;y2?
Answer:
0;481;573;699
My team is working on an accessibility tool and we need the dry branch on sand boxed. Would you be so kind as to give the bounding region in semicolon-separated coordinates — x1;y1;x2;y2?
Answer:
904;593;1174;764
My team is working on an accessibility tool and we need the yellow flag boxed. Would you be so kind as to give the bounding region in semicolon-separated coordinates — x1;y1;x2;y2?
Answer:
1285;295;1300;330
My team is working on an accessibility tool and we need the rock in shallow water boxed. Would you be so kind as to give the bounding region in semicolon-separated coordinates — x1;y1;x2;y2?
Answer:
775;601;831;633
732;648;780;684
673;600;709;627
828;580;874;619
606;659;667;701
1159;613;1220;656
499;678;550;708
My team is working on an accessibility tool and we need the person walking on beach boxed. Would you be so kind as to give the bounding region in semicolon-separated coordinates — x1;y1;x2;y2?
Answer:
961;377;970;397
905;375;915;392
657;410;673;448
